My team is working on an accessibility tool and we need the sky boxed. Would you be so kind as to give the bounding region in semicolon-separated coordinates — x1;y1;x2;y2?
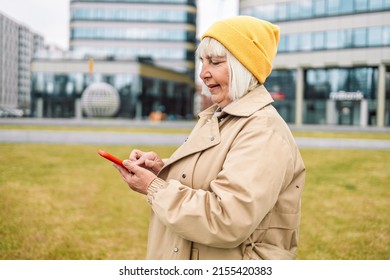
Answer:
0;0;238;50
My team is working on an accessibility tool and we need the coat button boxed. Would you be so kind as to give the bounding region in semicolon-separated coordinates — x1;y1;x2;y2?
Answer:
173;247;179;253
210;136;215;141
182;173;186;179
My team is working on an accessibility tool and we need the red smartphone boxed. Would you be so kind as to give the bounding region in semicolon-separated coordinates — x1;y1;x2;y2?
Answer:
98;149;125;167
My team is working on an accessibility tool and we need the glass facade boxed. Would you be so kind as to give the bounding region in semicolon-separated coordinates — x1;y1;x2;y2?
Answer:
241;0;390;22
72;27;190;41
304;67;379;125
70;0;197;75
264;66;390;126
278;25;390;53
265;70;297;123
32;72;134;118
265;65;390;126
266;68;384;126
240;0;390;126
71;46;188;60
71;0;194;3
31;69;193;119
71;7;195;23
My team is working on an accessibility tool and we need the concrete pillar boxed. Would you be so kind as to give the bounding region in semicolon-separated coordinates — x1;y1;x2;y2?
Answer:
326;99;337;124
36;98;43;118
295;67;304;125
377;64;386;127
360;99;368;127
75;98;83;119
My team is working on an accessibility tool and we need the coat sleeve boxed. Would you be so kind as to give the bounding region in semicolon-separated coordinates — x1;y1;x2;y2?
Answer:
147;117;296;248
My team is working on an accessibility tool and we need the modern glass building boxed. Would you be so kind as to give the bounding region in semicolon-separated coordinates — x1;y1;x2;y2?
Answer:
28;0;198;119
69;0;197;76
240;0;390;127
30;57;194;119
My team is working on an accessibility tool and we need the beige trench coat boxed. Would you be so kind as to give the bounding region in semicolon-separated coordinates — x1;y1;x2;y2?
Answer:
146;86;306;260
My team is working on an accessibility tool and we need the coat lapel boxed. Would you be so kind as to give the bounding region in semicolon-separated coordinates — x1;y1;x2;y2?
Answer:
163;115;221;168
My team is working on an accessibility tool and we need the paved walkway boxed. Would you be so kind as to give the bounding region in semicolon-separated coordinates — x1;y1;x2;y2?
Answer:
1;118;390;149
0;129;187;146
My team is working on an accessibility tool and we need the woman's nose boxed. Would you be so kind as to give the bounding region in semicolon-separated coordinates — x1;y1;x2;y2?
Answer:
200;64;211;80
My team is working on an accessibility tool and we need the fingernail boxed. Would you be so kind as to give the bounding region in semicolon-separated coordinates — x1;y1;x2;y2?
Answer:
123;160;131;167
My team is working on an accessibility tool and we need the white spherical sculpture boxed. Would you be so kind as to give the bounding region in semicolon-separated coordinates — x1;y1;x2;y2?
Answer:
81;82;120;117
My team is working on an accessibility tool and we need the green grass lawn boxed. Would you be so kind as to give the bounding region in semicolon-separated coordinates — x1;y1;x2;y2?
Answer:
1;142;389;260
298;149;390;259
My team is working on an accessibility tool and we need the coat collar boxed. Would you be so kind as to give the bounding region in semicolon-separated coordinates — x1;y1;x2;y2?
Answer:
160;86;274;171
198;85;274;119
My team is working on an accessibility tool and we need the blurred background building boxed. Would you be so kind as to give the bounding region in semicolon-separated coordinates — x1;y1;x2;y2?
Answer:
31;0;196;120
31;55;194;119
0;11;44;117
241;0;390;127
1;0;196;120
1;0;390;127
69;0;196;75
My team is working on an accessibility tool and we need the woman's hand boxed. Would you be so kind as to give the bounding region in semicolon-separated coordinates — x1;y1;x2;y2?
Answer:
113;160;157;195
129;149;164;175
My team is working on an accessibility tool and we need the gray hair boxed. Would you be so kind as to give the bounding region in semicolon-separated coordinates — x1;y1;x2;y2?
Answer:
196;37;260;100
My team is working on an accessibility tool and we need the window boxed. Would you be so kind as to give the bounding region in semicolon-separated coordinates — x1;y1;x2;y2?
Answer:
277;25;389;53
305;69;329;99
353;28;367;47
306;67;377;99
350;68;376;99
313;0;326;16
327;0;341;15
340;0;354;13
313;32;325;50
340;29;353;48
355;0;368;11
265;70;297;123
383;26;390;45
288;2;301;19
368;26;382;46
278;35;287;52
369;0;384;10
328;68;348;92
300;0;313;18
287;34;299;52
276;3;288;21
260;5;276;21
240;7;253;17
326;30;339;49
71;7;189;23
300;33;312;51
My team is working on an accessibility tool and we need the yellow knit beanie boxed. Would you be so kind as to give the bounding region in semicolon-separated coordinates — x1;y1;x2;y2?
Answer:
201;16;280;84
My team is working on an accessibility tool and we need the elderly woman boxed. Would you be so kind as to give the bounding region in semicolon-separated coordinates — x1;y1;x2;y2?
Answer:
114;16;306;260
